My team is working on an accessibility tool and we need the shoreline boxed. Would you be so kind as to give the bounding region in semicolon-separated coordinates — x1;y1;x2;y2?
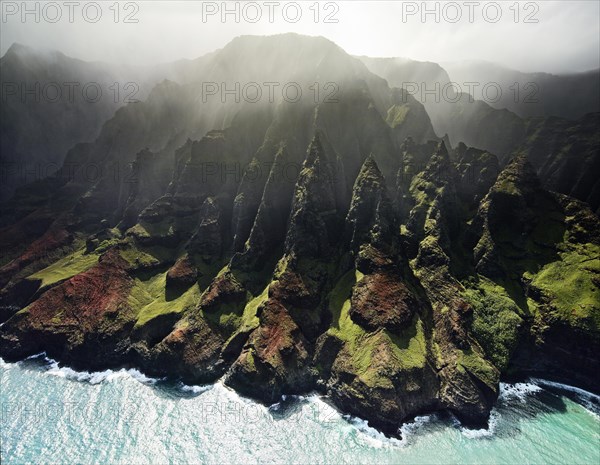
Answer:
2;352;598;439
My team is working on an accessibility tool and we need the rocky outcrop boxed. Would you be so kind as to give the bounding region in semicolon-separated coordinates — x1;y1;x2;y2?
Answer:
348;271;417;332
468;157;600;392
345;154;395;255
284;135;341;258
406;142;500;426
226;135;341;402
0;249;135;369
166;255;197;289
473;155;550;280
232;146;296;270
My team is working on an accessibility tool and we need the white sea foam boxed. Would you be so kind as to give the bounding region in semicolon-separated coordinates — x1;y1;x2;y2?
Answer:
178;383;212;394
2;364;599;464
457;382;542;439
530;378;599;401
24;352;47;361
269;393;317;413
0;356;14;369
498;382;542;402
268;402;281;411
346;415;404;448
22;354;162;385
398;414;436;445
285;393;309;401
529;378;600;416
46;364;159;385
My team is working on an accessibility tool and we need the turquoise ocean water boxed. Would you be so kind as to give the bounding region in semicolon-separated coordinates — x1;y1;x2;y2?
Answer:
1;355;599;464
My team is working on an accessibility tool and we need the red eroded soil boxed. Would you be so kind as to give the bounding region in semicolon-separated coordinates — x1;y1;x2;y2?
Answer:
252;300;304;365
349;271;418;332
25;250;132;331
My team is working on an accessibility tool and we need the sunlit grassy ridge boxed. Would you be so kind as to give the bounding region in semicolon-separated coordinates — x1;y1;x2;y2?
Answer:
129;272;201;328
29;248;98;288
386;104;411;128
528;243;600;331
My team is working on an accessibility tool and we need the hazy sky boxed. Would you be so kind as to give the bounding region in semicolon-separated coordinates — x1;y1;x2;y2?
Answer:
1;1;599;73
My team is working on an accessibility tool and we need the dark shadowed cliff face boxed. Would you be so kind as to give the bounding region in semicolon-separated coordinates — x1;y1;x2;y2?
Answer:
0;35;598;437
0;44;177;201
442;60;600;120
358;56;600;212
512;113;600;214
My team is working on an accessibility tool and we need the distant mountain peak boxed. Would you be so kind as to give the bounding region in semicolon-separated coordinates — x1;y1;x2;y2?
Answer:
3;42;33;58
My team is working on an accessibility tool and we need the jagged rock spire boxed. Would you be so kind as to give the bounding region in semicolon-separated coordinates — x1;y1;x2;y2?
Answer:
492;154;542;196
345;154;394;254
284;133;340;258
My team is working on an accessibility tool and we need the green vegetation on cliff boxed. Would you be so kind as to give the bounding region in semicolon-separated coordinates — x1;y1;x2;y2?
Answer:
527;243;600;332
29;248;98;288
463;277;523;371
327;269;427;389
129;272;201;328
386;104;411;128
240;285;269;332
457;348;499;388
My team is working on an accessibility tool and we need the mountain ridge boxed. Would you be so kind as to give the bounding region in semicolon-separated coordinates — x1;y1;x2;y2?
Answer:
0;34;598;437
